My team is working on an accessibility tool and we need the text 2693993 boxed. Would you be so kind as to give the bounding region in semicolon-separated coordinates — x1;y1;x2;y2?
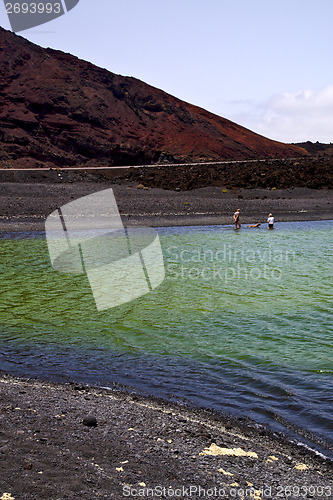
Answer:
5;2;61;15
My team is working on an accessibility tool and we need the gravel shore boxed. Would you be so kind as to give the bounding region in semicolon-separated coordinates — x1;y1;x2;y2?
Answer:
0;373;332;500
1;170;332;231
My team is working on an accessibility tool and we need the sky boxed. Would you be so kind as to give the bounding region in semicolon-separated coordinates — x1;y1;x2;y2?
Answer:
1;0;333;143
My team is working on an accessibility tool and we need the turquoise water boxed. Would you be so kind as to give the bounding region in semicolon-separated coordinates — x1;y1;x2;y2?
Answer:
0;220;332;456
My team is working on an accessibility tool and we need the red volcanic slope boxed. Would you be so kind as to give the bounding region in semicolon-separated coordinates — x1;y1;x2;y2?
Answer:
0;27;307;168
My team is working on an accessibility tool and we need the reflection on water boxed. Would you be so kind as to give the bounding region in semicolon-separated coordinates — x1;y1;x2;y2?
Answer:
0;220;332;456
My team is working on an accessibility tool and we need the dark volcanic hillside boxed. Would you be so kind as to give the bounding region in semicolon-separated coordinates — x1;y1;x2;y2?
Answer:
0;28;307;168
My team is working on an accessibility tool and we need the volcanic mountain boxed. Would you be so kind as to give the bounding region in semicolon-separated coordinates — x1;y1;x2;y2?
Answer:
0;27;307;168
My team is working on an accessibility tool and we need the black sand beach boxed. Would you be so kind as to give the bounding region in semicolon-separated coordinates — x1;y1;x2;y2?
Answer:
1;373;332;500
1;171;333;499
0;169;332;231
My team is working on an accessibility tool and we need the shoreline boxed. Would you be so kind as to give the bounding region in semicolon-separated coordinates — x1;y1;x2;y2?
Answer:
1;372;332;499
1;215;332;234
1;174;333;230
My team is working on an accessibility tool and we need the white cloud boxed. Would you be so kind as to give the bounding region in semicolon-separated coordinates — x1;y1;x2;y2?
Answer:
229;86;333;144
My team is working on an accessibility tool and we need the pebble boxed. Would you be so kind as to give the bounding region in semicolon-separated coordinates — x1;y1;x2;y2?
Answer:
82;416;97;427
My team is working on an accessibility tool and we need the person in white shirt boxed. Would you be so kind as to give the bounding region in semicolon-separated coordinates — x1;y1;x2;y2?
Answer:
267;213;274;229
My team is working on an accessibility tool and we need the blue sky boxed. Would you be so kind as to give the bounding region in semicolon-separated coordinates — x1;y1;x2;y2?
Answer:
1;0;333;143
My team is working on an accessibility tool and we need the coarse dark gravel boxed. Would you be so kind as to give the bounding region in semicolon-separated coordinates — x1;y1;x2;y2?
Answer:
0;374;332;499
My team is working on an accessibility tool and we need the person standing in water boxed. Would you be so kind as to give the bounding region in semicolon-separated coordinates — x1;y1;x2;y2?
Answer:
267;213;274;229
233;208;241;229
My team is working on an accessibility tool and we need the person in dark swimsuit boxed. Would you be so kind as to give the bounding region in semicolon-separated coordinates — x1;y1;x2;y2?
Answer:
233;209;241;229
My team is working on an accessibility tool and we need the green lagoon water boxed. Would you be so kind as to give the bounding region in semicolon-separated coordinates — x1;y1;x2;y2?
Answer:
0;220;332;455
